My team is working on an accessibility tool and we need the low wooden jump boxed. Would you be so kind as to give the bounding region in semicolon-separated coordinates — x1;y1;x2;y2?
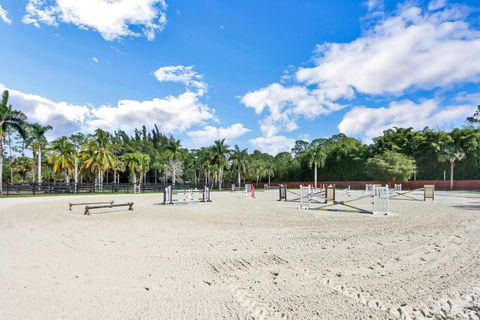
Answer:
84;202;134;215
69;201;114;210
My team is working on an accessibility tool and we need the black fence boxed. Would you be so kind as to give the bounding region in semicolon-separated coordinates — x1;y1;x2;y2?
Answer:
0;182;272;197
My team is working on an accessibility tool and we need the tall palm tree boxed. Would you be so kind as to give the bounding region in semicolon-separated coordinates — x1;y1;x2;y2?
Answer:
111;157;125;184
49;136;75;183
229;145;248;187
28;123;52;184
69;133;85;185
264;162;275;186
80;129;116;188
250;160;265;184
11;156;35;183
306;145;328;189
0;90;27;194
438;144;465;191
210;139;229;189
139;153;151;184
198;147;213;185
123;152;143;185
164;138;184;185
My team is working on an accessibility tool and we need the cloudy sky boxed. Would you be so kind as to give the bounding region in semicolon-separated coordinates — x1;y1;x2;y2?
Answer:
0;0;479;154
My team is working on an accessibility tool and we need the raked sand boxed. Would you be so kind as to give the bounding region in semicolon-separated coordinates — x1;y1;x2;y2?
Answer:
1;189;480;320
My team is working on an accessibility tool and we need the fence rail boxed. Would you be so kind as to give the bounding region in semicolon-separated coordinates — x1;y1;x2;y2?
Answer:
0;182;270;196
269;180;480;191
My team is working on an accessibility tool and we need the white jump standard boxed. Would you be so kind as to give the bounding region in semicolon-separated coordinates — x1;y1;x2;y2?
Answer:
245;184;256;199
307;185;390;215
134;184;141;194
373;186;390;215
278;184;327;204
388;184;434;201
163;185;212;205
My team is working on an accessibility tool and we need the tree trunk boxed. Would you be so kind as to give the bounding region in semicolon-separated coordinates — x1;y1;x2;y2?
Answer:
37;146;42;184
0;139;4;195
219;167;222;190
132;171;137;185
450;160;454;191
74;157;78;184
172;166;176;185
268;174;270;186
314;165;317;189
7;132;13;184
237;171;241;187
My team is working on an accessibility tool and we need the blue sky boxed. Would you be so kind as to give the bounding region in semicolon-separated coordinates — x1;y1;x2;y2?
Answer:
0;0;479;154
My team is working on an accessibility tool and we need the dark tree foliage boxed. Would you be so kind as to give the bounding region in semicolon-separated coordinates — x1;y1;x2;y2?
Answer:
466;105;480;126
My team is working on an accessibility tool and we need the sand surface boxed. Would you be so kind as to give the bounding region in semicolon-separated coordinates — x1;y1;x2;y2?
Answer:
1;189;479;320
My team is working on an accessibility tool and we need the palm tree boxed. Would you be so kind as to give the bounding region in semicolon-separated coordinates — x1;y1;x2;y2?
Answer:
111;157;125;184
11;156;35;183
123;152;143;185
139;153;151;184
198;147;213;185
164;138;184;185
264;162;275;186
250;160;265;184
69;133;85;185
80;129;116;189
210;139;229;189
438;144;465;191
28;123;52;184
49;136;75;183
306;145;327;189
229;145;248;187
0;90;27;194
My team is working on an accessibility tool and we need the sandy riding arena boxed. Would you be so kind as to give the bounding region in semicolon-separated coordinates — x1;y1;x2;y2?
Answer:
1;190;479;319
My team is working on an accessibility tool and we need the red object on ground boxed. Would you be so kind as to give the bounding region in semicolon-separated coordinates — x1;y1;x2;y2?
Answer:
251;185;256;199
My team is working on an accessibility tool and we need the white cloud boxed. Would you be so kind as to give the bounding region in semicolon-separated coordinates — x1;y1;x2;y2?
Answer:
241;3;480;139
338;99;473;141
87;91;214;133
0;84;215;138
296;5;480;97
0;83;90;137
428;0;447;11
186;123;250;148
23;0;167;41
454;92;480;105
92;57;99;63
249;135;296;155
0;5;12;25
154;65;206;94
241;83;342;136
364;0;384;13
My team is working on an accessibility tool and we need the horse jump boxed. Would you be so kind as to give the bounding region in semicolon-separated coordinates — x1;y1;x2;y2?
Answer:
299;185;389;215
163;185;212;205
69;201;114;211
84;202;134;215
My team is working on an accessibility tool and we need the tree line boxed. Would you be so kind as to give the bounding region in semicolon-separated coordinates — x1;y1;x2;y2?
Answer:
1;90;480;193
